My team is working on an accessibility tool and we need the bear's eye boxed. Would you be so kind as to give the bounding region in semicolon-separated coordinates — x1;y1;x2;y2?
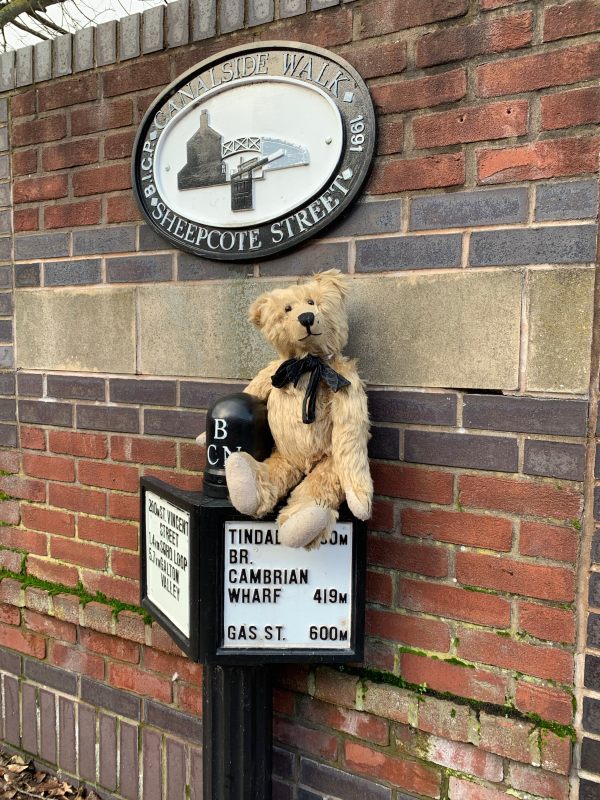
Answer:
307;299;315;305
284;304;292;313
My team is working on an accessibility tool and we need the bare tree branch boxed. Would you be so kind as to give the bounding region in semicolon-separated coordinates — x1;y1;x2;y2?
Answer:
28;8;67;33
0;0;65;30
11;15;49;38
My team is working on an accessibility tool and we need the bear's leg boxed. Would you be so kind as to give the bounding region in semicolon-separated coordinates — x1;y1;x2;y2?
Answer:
278;457;344;548
225;450;302;517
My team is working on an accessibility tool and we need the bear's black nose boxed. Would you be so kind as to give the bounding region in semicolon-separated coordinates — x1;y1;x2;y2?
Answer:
298;312;315;331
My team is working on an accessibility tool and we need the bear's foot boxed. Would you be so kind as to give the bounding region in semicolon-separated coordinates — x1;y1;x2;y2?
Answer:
278;504;336;549
345;486;371;521
225;452;260;516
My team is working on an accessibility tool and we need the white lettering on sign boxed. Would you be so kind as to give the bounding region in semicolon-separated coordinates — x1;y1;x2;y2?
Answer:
145;491;191;638
223;520;353;649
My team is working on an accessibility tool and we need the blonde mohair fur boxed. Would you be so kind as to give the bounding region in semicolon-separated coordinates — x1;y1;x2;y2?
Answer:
222;269;373;549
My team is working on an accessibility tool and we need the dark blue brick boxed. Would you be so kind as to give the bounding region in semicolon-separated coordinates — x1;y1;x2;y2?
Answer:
411;188;528;230
356;234;461;272
536;180;598;221
469;225;597;266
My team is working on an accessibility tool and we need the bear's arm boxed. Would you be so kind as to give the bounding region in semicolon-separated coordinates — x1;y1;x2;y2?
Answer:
243;360;280;402
330;360;373;521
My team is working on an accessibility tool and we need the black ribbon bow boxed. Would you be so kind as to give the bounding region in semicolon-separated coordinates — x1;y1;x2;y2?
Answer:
271;354;351;424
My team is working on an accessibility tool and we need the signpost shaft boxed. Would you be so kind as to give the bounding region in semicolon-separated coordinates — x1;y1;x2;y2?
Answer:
203;664;272;800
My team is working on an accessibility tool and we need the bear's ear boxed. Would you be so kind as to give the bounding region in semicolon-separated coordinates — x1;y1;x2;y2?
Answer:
313;268;348;298
248;293;271;329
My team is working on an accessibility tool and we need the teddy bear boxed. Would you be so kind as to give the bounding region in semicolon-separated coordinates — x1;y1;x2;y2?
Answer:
216;269;373;549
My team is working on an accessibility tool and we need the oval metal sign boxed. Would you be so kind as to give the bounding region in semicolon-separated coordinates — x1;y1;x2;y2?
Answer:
132;42;376;261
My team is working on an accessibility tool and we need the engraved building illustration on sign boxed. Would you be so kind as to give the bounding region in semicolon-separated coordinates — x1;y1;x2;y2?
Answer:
177;110;310;211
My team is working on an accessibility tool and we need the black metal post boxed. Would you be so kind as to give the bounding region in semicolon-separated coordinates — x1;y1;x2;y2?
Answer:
203;664;272;800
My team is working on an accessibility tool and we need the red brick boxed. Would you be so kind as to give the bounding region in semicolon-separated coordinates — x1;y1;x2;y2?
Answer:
49;430;108;459
111;550;140;580
13;148;37;176
52;593;80;625
106;194;141;224
368;534;448;577
103;57;170;97
427;736;502;781
509;763;569;800
78;460;138;492
544;0;600;42
50;537;106;570
369;499;395;532
12;114;66;147
273;688;294;715
143;646;201;683
518;601;575;644
109;493;139;522
0;452;20;473
398;577;510;628
49;483;106;515
81;629;139;663
82;571;139;606
417;11;532;67
481;0;526;8
42;139;98;171
179;442;205;472
73;163;132;197
24;586;50;614
0;602;20;625
372;463;453;504
0;475;45;502
20;425;45;450
344;740;441;796
78;516;137;549
82;601;113;634
377;119;404;156
178;683;202;715
448;777;513;800
299;696;388;745
0;551;23;573
0;501;20;525
71;99;133;136
340;40;407;80
478;136;599;184
115;610;146;643
14;174;68;204
38;74;98;111
49;641;104;679
540;731;572;775
14;208;39;232
366;569;393;605
23;452;74;482
367;608;450;651
413;99;528;148
273;717;338;760
104;130;135;161
479;712;535;763
364;638;396;672
476;41;600;96
45;200;102;229
109;661;171;703
142;468;201;493
27;556;79;588
0;623;45;658
542;86;600;130
458;628;573;682
359;0;468;38
370;152;465;194
314;667;359;708
21;505;74;537
520;521;578;563
24;609;76;643
371;67;466;114
0;578;24;606
515;682;573;725
459;474;582;519
0;526;46;555
456;551;575;602
400;652;508;704
417;696;470;743
112;436;177;467
402;507;512;551
151;622;186;656
12;89;36;117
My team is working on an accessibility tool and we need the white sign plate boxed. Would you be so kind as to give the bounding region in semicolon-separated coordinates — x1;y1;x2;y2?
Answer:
145;490;191;638
223;520;353;649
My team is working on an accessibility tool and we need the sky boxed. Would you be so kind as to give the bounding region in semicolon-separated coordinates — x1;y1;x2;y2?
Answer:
4;0;167;50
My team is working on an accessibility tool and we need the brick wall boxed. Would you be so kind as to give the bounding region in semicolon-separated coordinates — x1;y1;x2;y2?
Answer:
0;0;598;798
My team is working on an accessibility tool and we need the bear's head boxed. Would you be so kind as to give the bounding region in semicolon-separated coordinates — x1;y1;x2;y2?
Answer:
248;269;349;359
